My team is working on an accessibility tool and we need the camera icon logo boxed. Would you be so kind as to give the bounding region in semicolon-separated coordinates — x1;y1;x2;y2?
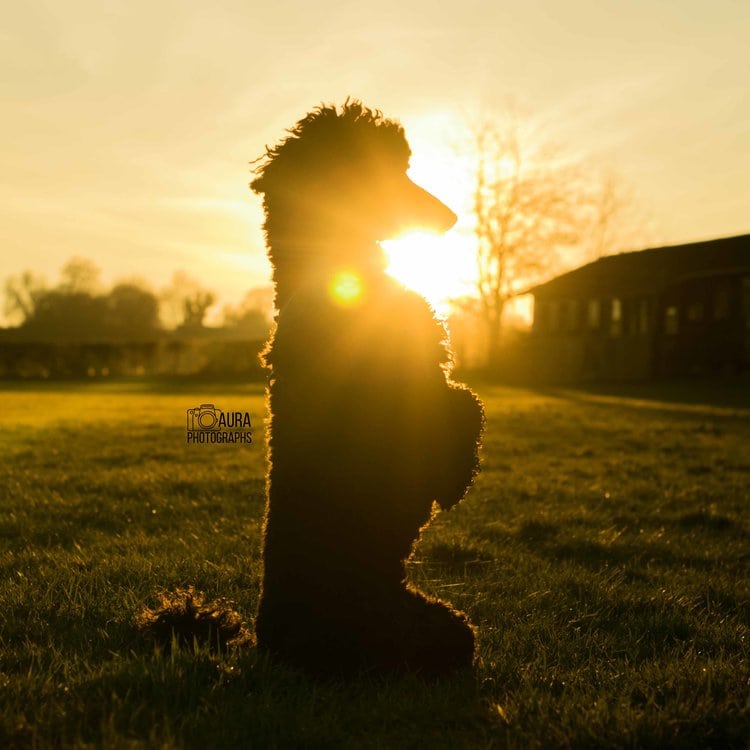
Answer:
186;404;223;431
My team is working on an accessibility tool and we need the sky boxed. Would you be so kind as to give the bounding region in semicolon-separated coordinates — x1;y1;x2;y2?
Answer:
2;0;748;320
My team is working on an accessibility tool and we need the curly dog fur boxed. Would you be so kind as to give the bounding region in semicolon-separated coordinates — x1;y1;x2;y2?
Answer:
251;100;484;678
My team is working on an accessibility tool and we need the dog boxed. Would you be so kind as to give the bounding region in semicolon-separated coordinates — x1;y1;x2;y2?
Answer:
250;100;484;678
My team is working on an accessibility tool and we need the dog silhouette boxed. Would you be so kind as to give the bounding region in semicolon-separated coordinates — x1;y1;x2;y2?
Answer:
251;100;484;678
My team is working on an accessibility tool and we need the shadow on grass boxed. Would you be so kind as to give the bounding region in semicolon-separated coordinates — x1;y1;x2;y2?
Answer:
534;377;750;421
14;648;495;749
566;375;750;406
500;508;748;575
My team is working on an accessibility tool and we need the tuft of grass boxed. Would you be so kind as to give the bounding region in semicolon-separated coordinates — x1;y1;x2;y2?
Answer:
135;586;254;654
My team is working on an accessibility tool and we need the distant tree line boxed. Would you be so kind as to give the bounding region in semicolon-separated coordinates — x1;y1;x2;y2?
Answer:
3;258;273;341
1;258;273;378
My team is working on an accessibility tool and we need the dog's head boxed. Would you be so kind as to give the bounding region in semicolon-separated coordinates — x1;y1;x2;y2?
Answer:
251;100;456;264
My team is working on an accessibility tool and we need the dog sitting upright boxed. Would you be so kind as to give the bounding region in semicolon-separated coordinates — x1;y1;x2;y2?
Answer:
250;100;484;678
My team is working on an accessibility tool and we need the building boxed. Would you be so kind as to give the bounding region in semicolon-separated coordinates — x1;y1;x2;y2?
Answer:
528;234;750;381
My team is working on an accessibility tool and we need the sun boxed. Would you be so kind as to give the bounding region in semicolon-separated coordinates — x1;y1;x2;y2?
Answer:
382;230;476;314
381;112;478;313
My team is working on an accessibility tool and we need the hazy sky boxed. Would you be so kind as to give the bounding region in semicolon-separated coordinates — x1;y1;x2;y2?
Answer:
2;0;748;316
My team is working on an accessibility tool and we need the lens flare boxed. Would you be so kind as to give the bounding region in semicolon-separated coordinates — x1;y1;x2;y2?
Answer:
328;270;364;307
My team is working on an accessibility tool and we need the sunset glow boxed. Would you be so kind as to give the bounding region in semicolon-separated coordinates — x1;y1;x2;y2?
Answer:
2;3;748;322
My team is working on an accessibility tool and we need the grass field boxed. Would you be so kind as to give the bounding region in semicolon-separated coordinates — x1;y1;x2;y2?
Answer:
0;380;748;748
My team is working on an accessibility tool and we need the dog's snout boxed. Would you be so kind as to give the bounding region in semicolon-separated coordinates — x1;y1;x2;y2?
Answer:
431;195;458;233
400;176;457;235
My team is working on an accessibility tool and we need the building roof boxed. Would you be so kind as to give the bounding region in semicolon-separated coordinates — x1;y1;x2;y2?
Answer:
529;233;750;299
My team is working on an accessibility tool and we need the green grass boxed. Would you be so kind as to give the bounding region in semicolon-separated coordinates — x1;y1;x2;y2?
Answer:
0;381;748;748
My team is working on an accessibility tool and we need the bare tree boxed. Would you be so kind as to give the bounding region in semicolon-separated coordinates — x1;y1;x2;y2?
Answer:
470;113;641;367
181;290;216;329
472;117;585;366
160;271;216;330
59;257;102;294
582;166;657;261
3;271;47;325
